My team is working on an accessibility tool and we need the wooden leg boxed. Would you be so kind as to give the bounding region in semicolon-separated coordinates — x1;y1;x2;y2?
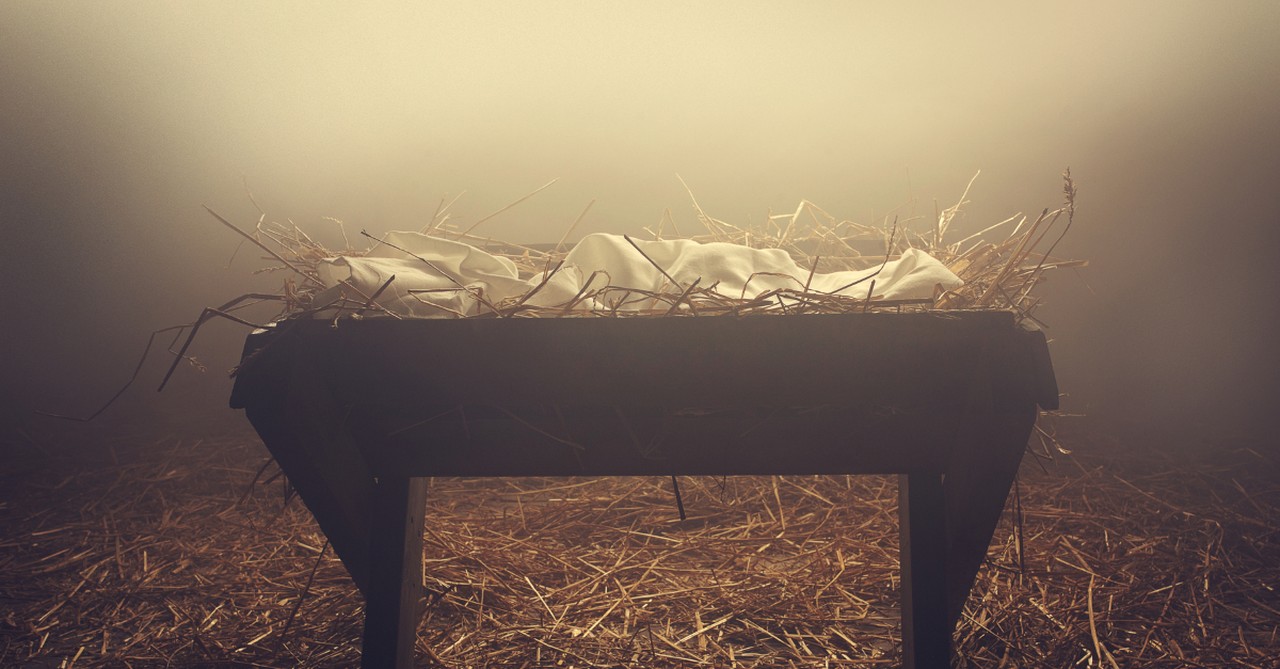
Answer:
899;473;950;669
362;477;429;669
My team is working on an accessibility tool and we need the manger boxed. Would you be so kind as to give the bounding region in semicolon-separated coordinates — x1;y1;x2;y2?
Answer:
219;177;1075;668
231;310;1056;669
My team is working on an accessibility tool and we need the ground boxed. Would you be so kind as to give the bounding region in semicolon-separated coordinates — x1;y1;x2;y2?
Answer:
1;415;1276;668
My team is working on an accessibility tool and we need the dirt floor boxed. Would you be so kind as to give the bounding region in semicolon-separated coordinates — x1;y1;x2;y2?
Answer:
1;415;1276;668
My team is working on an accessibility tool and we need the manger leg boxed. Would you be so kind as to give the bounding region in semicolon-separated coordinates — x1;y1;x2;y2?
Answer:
361;476;429;669
899;472;950;669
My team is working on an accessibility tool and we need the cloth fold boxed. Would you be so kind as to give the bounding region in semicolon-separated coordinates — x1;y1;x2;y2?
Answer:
313;232;962;317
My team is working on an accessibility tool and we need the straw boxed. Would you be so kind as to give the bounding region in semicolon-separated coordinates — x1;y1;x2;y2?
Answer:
4;422;1275;667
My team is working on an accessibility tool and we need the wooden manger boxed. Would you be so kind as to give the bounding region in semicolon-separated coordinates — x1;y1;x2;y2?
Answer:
229;310;1057;668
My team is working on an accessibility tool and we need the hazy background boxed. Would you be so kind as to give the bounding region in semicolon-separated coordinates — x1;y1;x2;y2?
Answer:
2;2;1278;448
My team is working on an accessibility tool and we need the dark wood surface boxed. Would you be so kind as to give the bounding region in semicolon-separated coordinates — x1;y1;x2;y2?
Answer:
242;353;376;595
233;311;1056;412
900;473;950;669
360;476;428;669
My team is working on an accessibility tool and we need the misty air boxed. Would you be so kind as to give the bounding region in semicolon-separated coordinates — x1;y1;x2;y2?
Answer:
2;3;1277;667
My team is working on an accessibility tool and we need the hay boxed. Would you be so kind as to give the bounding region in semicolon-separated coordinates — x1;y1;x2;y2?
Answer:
3;424;1277;667
206;171;1085;324
132;172;1083;396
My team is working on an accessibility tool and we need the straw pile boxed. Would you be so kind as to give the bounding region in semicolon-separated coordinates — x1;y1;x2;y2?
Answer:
3;422;1276;667
203;172;1084;326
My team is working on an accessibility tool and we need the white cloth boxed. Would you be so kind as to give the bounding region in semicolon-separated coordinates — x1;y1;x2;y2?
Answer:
313;232;962;317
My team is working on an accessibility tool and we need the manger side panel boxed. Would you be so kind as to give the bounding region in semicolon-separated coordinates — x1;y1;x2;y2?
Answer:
311;312;1013;409
938;327;1055;622
941;406;1038;628
237;328;377;595
356;405;967;477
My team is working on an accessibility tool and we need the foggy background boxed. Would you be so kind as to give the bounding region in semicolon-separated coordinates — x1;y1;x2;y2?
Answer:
2;2;1278;448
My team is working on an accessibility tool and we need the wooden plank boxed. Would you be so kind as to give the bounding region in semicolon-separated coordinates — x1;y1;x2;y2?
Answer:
1023;328;1060;410
240;332;377;595
361;476;428;669
942;408;1036;627
289;312;1022;410
356;404;968;477
899;472;951;669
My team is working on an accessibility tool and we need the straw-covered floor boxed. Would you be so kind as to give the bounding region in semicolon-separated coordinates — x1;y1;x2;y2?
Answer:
2;420;1276;668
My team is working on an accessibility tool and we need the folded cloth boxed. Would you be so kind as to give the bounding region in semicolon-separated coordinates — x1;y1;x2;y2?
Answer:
315;232;530;317
313;232;962;318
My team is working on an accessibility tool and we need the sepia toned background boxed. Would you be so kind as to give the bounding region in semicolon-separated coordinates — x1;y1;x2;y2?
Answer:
2;1;1278;447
